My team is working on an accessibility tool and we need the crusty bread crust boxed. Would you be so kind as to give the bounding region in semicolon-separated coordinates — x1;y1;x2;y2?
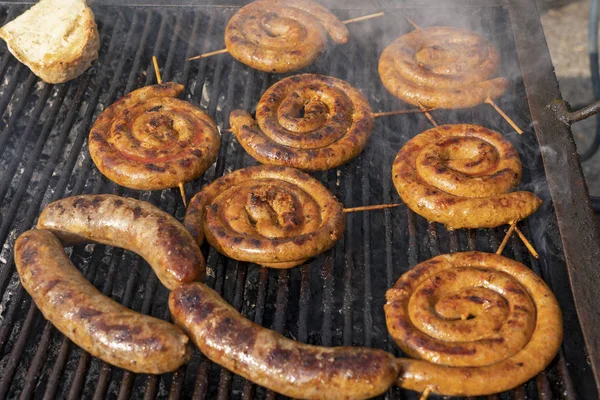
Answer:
0;1;100;84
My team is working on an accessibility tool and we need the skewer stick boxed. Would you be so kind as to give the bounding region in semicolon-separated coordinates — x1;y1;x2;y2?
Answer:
514;226;539;259
485;97;523;134
419;386;433;400
404;15;421;30
178;182;187;207
188;12;385;61
496;221;517;255
373;108;428;118
342;12;384;24
343;204;401;213
189;48;229;61
152;56;163;84
417;101;438;126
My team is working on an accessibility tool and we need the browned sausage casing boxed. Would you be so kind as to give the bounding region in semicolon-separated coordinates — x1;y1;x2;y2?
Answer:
225;0;348;73
89;82;220;190
386;252;563;396
184;165;345;268
170;282;399;400
15;229;192;374
37;194;205;290
379;27;507;109
392;124;542;229
231;74;373;171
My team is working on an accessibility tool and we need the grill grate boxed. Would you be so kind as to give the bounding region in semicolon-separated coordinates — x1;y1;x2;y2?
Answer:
0;1;596;399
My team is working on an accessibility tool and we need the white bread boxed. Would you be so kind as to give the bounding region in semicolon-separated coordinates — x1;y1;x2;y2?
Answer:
0;0;100;84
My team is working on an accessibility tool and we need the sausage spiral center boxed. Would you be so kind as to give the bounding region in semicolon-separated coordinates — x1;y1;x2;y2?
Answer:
184;165;345;268
231;74;373;171
386;252;563;396
392;124;542;229
378;27;508;109
89;83;220;190
225;0;348;73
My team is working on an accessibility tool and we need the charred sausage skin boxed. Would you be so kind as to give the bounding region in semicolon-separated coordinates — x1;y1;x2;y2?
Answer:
37;194;205;290
392;124;541;229
89;82;220;190
379;27;507;109
387;252;563;396
225;0;348;73
170;282;400;400
231;74;373;171
184;165;345;268
15;229;192;374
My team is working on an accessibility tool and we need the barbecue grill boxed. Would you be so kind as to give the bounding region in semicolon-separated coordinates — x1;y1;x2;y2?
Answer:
0;0;599;398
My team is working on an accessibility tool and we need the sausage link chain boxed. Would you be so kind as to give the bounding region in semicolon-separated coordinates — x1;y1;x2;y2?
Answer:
386;251;563;396
225;0;348;73
231;74;373;171
379;27;507;109
89;83;220;190
392;124;541;229
184;165;345;268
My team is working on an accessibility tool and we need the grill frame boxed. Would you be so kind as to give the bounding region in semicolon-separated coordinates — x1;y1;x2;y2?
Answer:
0;0;597;399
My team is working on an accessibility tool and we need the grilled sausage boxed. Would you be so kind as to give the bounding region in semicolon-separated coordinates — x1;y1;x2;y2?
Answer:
14;229;192;374
184;165;345;268
225;0;348;73
170;282;400;400
392;124;542;229
89;82;220;190
230;74;373;171
379;27;507;109
37;194;205;290
386;251;563;396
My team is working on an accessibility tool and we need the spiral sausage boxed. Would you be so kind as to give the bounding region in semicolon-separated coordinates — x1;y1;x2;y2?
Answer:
385;251;562;396
225;0;349;73
14;229;192;374
392;124;541;229
379;27;508;109
184;165;345;268
89;82;220;190
37;194;205;290
170;282;399;400
231;74;373;171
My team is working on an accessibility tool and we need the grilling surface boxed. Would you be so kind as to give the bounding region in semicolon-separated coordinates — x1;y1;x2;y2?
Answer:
0;2;595;399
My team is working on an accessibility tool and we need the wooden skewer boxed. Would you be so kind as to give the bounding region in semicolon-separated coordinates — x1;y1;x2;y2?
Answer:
342;12;384;24
343;203;401;213
419;386;433;400
372;108;428;118
485;97;524;134
496;221;517;255
178;182;187;207
152;56;187;206
189;12;385;61
189;48;229;61
222;109;431;132
514;226;539;259
404;15;421;30
152;56;163;84
417;101;438;126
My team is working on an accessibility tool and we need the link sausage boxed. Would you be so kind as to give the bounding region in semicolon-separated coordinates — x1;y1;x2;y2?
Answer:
15;229;192;374
170;282;400;400
37;194;205;290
